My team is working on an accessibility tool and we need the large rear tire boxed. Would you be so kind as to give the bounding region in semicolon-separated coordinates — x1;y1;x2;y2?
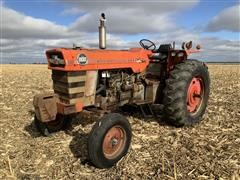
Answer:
88;113;132;168
163;60;210;126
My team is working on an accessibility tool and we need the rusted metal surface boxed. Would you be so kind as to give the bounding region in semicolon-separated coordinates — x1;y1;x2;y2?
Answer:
52;70;86;83
52;70;97;106
33;93;58;122
102;125;126;159
52;70;86;105
53;83;85;94
85;71;98;97
57;101;83;115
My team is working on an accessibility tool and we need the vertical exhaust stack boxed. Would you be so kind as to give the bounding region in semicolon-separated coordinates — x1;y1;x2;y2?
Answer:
99;13;106;49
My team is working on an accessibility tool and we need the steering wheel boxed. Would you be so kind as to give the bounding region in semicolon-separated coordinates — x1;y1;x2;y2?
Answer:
139;39;156;50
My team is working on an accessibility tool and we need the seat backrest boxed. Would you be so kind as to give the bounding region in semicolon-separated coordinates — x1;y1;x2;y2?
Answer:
158;44;172;52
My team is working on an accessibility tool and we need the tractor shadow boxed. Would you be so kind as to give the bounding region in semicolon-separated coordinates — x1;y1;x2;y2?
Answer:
119;104;170;127
67;105;171;167
24;105;171;139
68;131;93;166
24;106;171;167
69;113;97;128
24;121;43;138
24;110;43;138
66;114;96;166
24;110;96;138
24;111;92;165
24;105;172;138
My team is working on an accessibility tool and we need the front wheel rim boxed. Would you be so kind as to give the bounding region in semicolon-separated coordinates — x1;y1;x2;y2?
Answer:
102;126;127;160
187;77;204;114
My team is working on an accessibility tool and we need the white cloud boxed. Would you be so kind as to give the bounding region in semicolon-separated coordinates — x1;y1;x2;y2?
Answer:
1;5;70;39
70;9;176;34
1;34;137;63
150;29;200;45
60;0;199;13
206;4;240;32
63;0;199;34
1;1;240;63
190;37;240;62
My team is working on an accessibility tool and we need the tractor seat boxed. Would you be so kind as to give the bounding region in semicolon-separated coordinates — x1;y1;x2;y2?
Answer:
150;44;172;61
152;44;172;53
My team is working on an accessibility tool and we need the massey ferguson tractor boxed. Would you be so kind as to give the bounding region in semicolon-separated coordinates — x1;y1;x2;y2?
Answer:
33;13;210;168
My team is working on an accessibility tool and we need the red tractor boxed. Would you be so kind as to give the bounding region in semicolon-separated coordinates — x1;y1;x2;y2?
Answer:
33;14;210;168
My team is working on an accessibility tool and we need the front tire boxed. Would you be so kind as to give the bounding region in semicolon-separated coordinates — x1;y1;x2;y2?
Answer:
163;60;210;126
88;113;132;168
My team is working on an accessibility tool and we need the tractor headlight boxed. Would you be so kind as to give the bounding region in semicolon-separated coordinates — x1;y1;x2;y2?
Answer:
77;54;88;65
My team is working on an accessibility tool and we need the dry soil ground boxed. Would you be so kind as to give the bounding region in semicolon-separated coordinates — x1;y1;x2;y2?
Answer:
0;64;239;180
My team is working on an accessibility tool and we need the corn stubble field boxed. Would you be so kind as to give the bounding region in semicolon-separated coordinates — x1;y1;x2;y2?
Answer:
0;64;239;180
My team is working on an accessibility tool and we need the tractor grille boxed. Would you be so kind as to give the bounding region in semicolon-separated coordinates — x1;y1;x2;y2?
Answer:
52;70;86;104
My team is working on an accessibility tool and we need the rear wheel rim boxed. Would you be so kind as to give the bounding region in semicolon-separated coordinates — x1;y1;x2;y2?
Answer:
102;126;126;160
187;77;204;114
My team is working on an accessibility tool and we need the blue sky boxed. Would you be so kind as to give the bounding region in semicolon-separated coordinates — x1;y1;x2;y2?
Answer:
1;0;240;63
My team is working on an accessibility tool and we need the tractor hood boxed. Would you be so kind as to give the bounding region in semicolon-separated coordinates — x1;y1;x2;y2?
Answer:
46;48;152;73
